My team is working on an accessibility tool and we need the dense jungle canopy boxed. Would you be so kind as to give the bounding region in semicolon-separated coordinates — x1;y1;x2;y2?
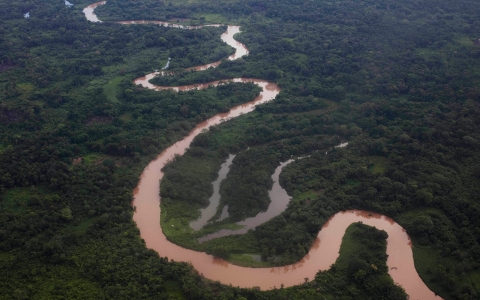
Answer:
1;0;480;299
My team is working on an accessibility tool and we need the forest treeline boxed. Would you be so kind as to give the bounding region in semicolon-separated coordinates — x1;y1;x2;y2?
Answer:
1;0;480;299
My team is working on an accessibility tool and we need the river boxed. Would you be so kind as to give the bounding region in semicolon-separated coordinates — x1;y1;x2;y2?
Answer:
84;2;441;299
197;158;296;242
189;154;236;231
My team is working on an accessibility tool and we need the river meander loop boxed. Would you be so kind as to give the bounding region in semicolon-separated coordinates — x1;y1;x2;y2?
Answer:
84;2;440;299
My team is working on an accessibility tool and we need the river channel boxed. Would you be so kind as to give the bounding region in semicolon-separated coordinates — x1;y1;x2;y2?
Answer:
84;2;440;299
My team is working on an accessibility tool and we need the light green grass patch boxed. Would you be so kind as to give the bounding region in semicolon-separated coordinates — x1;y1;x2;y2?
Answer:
161;201;198;238
456;36;474;47
16;82;35;99
293;190;322;202
66;218;96;234
101;48;169;75
228;253;273;267
368;156;387;174
201;232;261;260
344;179;360;188
103;76;124;103
416;46;448;63
120;113;132;123
198;222;244;236
161;215;195;237
192;13;232;24
82;153;103;164
293;53;308;63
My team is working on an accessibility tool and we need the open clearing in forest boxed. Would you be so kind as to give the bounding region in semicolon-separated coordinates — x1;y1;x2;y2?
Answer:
103;76;124;103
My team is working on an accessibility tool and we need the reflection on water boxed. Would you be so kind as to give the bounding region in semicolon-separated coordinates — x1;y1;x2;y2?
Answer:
311;238;320;250
212;257;229;268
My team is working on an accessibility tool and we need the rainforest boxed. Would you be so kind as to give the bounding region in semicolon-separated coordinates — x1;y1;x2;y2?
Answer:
1;0;480;299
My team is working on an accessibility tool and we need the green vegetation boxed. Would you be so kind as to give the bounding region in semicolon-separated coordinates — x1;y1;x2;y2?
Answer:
103;76;124;103
398;209;480;298
367;156;387;174
1;188;32;213
228;253;271;268
163;280;188;300
1;0;480;299
313;222;407;300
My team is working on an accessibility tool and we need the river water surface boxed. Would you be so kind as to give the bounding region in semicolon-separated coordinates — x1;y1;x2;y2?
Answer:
197;159;296;242
84;2;440;299
190;154;236;230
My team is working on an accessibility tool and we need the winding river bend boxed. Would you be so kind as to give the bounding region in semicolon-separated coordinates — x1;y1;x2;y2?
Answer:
84;2;440;299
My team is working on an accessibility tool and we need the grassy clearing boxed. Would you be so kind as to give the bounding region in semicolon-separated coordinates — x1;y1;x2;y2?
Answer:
161;198;263;263
16;82;35;100
66;218;96;234
455;36;474;46
228;253;274;267
82;153;104;164
119;112;132;123
343;179;360;189
101;48;169;75
164;280;188;300
1;188;35;213
199;221;245;235
368;155;387;174
103;76;124;103
161;212;196;238
161;199;248;250
162;200;200;229
192;13;233;24
292;190;322;202
416;48;442;59
160;200;199;249
293;53;308;64
201;232;262;260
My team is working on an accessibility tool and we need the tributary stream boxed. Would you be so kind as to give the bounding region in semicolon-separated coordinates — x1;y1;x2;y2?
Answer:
84;2;441;299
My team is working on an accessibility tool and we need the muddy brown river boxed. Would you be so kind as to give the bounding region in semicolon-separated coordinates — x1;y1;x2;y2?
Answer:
84;2;441;299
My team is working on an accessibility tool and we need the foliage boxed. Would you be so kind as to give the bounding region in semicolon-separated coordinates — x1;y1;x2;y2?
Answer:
314;222;407;300
1;0;480;299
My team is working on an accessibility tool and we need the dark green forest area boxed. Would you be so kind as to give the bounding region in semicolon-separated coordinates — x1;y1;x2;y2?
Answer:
1;0;480;299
